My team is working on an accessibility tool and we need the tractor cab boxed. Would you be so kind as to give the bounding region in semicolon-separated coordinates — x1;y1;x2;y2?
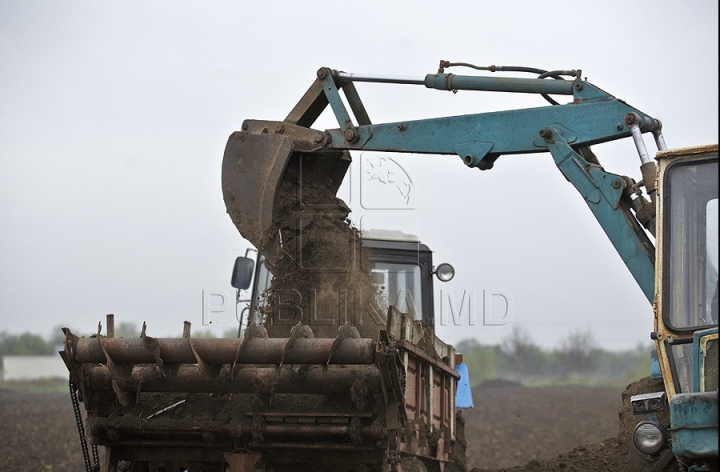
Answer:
632;144;718;468
233;230;454;334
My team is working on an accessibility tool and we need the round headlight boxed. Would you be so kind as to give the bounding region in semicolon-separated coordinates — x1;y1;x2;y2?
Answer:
633;420;668;456
435;263;455;282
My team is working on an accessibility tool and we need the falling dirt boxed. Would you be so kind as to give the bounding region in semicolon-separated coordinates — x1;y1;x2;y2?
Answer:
253;151;384;339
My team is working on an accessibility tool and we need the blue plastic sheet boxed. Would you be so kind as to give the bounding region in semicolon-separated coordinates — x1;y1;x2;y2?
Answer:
455;363;474;409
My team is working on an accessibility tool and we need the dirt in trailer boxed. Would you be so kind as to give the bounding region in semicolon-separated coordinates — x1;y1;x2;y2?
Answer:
0;377;681;472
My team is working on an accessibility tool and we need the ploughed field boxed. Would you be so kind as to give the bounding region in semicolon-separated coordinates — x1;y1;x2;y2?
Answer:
0;379;678;472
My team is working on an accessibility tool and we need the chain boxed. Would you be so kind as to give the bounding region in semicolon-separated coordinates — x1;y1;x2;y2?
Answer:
69;376;99;472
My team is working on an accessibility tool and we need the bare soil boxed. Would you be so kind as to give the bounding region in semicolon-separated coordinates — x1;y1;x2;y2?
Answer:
0;377;679;472
0;389;82;471
466;377;678;472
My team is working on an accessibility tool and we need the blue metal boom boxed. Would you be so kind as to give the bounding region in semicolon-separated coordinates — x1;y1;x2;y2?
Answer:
245;66;663;302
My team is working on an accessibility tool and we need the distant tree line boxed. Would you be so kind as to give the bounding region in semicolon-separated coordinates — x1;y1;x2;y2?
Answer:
2;324;651;387
456;326;652;387
0;332;59;357
0;323;143;363
0;323;238;370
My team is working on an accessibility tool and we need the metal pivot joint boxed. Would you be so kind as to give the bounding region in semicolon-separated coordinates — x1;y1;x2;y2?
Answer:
625;112;664;165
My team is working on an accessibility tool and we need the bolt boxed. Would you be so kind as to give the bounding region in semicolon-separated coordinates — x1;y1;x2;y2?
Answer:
539;128;551;138
625;113;637;126
616;123;624;131
314;132;325;144
242;122;249;130
344;129;357;142
613;179;623;189
317;68;328;79
574;82;583;91
275;123;285;134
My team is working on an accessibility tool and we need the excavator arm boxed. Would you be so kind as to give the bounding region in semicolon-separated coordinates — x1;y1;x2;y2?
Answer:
62;63;678;472
222;63;664;302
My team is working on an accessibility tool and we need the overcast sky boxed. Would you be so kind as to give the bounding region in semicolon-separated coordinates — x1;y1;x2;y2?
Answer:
1;1;718;351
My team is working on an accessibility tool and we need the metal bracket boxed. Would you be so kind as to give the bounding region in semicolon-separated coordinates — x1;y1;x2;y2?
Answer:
452;141;494;168
190;339;222;380
317;69;372;147
140;322;166;380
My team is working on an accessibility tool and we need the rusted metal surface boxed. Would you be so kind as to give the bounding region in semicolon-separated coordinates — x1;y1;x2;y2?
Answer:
86;364;381;395
382;307;459;465
252;411;373;418
252;442;376;451
655;143;718;160
397;340;460;380
72;336;374;365
221;125;350;253
224;452;262;472
106;314;114;338
90;409;384;471
284;75;329;127
221;132;295;251
106;446;227;463
64;308;461;471
241;422;374;437
93;423;377;441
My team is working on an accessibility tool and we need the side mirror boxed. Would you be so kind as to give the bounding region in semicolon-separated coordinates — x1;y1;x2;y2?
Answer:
231;257;255;290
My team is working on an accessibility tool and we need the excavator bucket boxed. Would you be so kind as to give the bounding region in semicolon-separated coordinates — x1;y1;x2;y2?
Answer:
221;121;351;252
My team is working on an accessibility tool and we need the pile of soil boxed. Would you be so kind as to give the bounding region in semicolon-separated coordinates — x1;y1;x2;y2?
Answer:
468;377;679;472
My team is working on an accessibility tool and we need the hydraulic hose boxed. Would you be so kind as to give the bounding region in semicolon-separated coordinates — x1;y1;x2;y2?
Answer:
437;61;580;105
